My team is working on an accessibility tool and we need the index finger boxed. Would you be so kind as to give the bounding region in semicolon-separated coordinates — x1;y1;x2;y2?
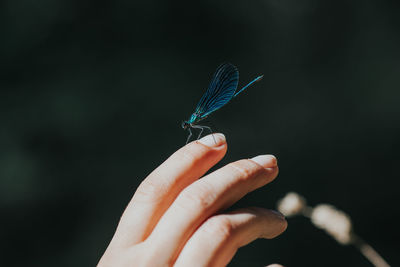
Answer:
110;133;227;247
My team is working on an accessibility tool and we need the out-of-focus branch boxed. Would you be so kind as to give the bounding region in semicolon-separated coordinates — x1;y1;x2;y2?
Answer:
352;234;390;267
277;192;391;267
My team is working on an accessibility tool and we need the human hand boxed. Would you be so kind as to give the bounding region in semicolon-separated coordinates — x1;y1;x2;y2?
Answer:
98;133;287;267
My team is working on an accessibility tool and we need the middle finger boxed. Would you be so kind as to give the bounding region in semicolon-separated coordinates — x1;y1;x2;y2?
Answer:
144;154;278;265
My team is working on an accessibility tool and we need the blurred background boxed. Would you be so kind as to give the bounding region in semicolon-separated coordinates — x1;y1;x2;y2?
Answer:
1;0;399;266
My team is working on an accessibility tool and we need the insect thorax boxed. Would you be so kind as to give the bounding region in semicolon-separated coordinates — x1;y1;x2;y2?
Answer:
188;113;199;124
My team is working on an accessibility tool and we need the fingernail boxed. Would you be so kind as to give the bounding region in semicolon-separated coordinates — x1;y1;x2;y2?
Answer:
271;210;285;219
198;133;226;147
251;155;277;168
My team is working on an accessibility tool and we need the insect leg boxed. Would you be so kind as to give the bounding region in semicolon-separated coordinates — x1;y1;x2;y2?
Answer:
196;127;204;140
202;125;216;144
192;125;216;144
201;125;213;135
186;127;193;144
191;125;205;139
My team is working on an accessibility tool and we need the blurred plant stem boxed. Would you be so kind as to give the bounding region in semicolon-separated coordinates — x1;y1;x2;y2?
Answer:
277;192;391;267
351;234;390;267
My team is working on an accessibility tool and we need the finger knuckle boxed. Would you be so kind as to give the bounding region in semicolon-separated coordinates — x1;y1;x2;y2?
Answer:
203;216;235;241
174;144;209;167
177;182;216;213
134;178;169;203
228;159;261;181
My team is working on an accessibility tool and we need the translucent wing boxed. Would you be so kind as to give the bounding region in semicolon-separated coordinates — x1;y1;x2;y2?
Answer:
194;63;239;118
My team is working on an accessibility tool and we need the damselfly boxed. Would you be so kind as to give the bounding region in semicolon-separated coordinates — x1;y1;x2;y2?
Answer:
182;63;263;144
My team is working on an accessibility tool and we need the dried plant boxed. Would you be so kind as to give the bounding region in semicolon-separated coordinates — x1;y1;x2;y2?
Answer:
277;192;390;267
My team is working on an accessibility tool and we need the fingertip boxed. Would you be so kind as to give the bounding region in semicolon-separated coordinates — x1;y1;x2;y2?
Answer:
174;133;227;176
279;216;288;233
271;209;285;219
197;133;226;148
271;209;288;233
251;155;277;168
260;209;288;239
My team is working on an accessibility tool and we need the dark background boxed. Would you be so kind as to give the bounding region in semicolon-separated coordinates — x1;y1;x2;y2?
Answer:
1;0;399;266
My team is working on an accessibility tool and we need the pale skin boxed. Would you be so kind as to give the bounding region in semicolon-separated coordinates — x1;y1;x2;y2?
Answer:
98;133;287;267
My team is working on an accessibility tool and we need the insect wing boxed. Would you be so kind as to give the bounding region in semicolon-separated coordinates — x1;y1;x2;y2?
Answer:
194;63;239;118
